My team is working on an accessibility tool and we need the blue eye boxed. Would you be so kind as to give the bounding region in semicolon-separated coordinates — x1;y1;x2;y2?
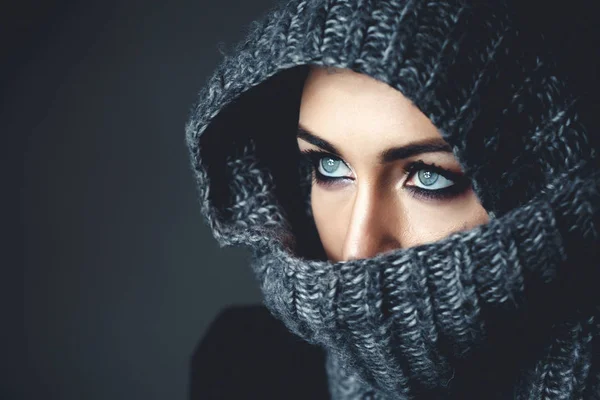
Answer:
415;169;455;190
298;150;471;200
318;156;351;177
404;161;471;200
298;149;354;187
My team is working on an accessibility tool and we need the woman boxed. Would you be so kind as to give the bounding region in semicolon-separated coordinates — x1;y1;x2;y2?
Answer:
186;0;600;398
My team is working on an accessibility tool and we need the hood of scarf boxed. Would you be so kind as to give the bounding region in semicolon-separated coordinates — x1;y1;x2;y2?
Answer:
185;0;600;398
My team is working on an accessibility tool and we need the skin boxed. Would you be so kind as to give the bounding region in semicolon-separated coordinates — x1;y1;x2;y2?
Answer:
297;65;489;262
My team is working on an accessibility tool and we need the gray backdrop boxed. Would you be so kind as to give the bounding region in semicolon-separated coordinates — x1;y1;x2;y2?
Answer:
13;1;278;399
10;1;597;399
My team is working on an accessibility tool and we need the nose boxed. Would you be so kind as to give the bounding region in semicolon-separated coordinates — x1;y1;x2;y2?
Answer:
341;183;401;261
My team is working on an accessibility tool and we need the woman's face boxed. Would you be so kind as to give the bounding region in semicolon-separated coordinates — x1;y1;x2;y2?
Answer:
297;66;489;262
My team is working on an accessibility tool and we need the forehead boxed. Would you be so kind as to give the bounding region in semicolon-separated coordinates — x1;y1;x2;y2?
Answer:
298;66;444;150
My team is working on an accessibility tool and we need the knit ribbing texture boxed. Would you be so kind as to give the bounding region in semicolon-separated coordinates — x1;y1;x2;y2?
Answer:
185;0;600;398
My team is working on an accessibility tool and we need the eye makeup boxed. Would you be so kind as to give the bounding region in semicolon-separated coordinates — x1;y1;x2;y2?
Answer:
298;149;472;200
403;160;471;200
299;149;354;187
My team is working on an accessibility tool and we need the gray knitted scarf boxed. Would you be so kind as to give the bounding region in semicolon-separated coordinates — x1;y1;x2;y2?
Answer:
185;0;600;398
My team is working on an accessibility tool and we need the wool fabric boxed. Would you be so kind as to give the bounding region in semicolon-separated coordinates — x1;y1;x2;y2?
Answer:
185;0;600;398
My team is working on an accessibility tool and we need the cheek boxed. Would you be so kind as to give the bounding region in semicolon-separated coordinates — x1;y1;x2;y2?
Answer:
310;188;349;260
401;191;490;247
309;184;490;258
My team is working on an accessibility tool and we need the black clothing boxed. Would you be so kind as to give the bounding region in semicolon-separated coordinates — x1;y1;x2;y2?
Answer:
190;306;329;400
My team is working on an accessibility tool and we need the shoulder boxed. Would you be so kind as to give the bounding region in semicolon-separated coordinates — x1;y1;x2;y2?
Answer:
190;305;329;400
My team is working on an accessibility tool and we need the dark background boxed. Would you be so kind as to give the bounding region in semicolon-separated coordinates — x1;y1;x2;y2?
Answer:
10;1;275;399
7;1;598;399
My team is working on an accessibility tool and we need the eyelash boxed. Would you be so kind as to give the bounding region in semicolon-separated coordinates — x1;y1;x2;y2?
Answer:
403;160;471;200
298;149;471;201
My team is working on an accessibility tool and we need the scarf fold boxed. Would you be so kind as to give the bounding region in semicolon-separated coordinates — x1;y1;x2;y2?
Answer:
185;0;600;397
247;162;599;399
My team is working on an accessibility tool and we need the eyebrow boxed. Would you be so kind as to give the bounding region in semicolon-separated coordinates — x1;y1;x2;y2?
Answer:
297;124;453;163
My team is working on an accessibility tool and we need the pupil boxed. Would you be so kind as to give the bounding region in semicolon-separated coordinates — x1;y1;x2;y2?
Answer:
321;157;339;174
418;170;439;186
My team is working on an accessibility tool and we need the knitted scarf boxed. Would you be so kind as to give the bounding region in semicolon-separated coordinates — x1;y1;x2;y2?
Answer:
185;0;600;398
